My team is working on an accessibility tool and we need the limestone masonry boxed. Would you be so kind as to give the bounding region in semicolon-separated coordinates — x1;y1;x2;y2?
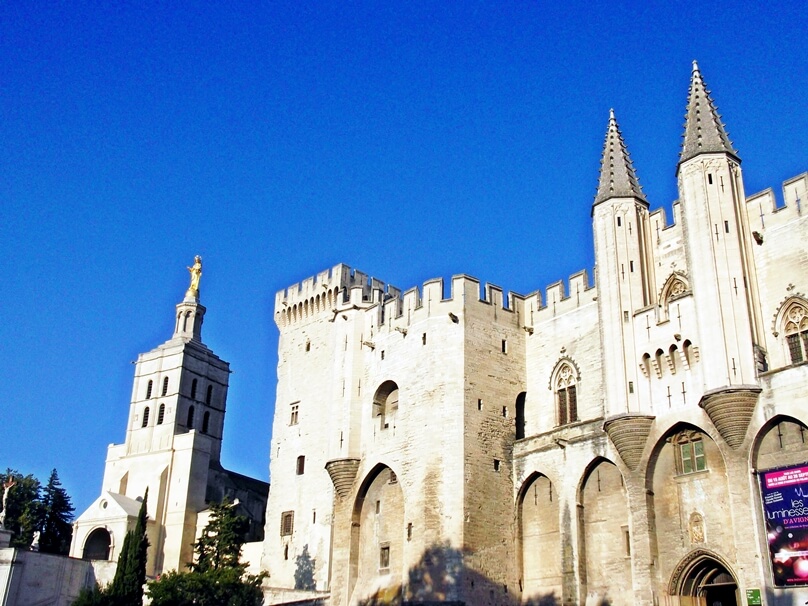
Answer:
68;62;807;606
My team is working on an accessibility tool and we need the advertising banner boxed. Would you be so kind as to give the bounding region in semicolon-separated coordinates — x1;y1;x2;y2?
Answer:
760;464;808;586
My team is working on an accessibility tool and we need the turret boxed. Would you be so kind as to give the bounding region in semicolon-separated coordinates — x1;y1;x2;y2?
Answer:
592;110;655;415
676;62;765;387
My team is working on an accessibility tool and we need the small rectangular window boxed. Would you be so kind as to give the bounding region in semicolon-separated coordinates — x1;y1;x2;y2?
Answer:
281;511;294;536
724;220;729;233
477;399;483;411
617;217;622;227
623;311;629;322
407;523;413;540
379;545;390;570
380;350;385;360
501;339;508;354
290;403;299;425
502;406;508;418
630;260;634;272
296;455;305;475
708;174;713;184
422;333;427;345
312;510;316;524
628;381;634;394
376;500;381;514
494;459;501;472
623;527;631;556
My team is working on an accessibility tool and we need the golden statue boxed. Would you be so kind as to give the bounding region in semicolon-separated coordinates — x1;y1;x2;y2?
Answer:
187;255;203;295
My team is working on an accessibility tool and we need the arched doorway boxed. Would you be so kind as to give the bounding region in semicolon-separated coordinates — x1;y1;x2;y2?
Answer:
670;551;738;606
83;527;111;560
518;472;561;601
348;464;405;604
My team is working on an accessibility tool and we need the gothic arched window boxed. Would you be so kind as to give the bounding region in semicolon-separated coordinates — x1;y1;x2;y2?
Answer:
162;377;169;396
142;407;150;428
157;403;165;425
146;380;153;399
553;362;578;426
784;302;808;364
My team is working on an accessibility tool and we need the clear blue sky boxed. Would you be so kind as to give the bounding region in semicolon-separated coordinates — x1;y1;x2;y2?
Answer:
1;2;806;514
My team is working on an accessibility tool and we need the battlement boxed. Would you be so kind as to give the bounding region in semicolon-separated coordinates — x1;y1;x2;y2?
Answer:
523;269;596;325
275;263;537;328
746;172;808;232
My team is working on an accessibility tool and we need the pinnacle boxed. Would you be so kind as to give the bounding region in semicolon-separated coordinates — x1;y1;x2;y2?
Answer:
593;109;647;209
679;61;739;165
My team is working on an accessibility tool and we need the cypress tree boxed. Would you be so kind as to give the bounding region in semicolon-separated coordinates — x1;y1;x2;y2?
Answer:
109;489;149;606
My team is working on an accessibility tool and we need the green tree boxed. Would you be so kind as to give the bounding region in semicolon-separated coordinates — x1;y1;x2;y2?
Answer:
108;489;149;606
0;469;43;549
39;468;75;554
148;498;265;606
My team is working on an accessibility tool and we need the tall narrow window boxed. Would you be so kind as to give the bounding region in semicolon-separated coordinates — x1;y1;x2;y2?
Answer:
206;385;213;406
554;363;578;426
379;544;390;570
515;392;526;439
296;456;305;475
202;411;210;434
162;377;169;396
157;403;165;425
187;405;195;428
190;379;198;400
281;511;294;536
783;303;808;364
142;407;150;428
146;380;153;399
290;403;299;425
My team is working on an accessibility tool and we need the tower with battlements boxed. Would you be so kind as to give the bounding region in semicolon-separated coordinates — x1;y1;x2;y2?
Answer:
260;63;808;606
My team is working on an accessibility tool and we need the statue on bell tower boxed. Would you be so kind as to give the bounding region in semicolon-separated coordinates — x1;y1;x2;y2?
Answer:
187;255;203;297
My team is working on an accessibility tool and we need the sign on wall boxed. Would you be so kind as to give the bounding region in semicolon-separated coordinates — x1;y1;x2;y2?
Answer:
759;464;808;587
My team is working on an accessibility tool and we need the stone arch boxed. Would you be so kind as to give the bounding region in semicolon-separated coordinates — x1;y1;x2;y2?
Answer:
752;414;808;472
659;271;690;322
348;463;405;604
646;423;733;594
548;357;580;426
517;471;561;602
372;380;399;430
578;457;631;606
773;295;808;364
83;527;112;560
668;549;738;604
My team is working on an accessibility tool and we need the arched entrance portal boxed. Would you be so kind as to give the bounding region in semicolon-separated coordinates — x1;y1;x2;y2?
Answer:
83;527;111;560
670;551;738;606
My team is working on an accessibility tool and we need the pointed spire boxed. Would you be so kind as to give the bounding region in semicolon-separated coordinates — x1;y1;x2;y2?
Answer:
679;61;739;165
593;109;647;209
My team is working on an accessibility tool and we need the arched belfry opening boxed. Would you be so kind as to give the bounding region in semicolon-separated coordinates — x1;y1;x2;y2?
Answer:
348;463;404;605
83;527;112;560
669;550;739;606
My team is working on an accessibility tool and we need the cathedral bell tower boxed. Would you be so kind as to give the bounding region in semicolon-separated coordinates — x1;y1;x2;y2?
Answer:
592;110;655;415
71;256;234;575
676;62;765;387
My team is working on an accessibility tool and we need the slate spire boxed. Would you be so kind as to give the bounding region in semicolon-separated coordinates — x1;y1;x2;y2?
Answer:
593;109;647;209
679;61;739;165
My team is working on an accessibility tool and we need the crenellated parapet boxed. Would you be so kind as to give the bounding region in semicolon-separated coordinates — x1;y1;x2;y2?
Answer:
745;172;808;233
523;269;596;327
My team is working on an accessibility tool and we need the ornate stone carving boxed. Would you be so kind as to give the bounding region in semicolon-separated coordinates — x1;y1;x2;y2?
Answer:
698;387;761;449
325;458;361;500
603;414;655;471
